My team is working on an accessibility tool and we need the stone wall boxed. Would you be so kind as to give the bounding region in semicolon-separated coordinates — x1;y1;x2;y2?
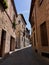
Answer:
30;0;49;55
0;0;16;56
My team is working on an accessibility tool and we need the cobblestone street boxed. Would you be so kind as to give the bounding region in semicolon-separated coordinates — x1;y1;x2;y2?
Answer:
0;46;49;65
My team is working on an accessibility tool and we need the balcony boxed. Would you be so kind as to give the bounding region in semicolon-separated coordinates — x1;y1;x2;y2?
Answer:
0;0;8;9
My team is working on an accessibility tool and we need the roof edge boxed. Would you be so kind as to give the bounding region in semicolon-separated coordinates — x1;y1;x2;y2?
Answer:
29;0;36;23
19;14;27;25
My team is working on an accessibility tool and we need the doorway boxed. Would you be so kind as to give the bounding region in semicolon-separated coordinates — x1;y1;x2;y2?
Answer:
10;36;15;51
0;29;6;57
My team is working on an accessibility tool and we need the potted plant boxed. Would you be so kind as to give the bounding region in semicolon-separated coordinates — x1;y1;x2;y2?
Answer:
0;0;8;9
12;21;16;29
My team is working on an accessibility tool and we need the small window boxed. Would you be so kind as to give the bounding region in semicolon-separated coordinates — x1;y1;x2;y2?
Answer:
18;21;20;24
38;0;43;6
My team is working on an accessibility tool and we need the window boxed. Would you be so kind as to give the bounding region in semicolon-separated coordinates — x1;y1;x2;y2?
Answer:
40;22;48;46
18;21;20;24
38;0;43;6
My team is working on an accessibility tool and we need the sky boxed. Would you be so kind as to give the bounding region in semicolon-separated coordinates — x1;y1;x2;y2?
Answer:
14;0;31;34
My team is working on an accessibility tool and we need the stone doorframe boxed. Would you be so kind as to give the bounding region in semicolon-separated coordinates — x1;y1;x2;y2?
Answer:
0;29;6;57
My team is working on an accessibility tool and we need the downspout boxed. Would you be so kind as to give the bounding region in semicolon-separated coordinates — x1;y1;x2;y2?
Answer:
35;3;38;43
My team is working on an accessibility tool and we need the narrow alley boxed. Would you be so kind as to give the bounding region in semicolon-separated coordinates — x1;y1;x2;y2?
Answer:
0;46;49;65
0;0;49;65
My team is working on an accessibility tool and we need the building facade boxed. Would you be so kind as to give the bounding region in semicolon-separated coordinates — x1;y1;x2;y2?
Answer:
16;14;27;49
29;0;49;59
25;28;30;47
0;0;17;57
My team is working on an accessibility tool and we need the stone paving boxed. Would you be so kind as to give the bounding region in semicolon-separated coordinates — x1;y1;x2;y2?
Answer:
0;46;49;65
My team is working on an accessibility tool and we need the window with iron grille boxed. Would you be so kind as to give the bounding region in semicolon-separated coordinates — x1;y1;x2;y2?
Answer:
40;22;48;46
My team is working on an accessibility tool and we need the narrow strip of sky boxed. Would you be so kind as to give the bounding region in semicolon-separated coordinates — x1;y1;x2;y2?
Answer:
14;0;31;33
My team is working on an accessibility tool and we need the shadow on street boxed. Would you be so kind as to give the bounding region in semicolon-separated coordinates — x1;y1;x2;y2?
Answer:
0;47;49;65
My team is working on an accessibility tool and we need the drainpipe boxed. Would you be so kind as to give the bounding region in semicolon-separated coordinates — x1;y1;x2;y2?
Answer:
35;4;38;43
